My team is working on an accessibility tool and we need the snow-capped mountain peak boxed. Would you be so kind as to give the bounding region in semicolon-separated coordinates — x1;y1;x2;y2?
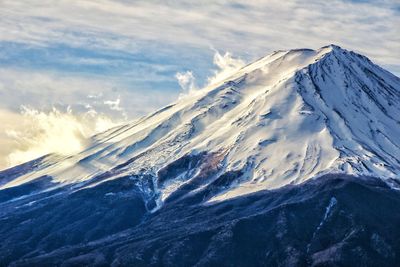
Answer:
2;45;400;205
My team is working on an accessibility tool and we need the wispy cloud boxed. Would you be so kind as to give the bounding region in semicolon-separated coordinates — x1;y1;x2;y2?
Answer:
176;71;197;93
1;0;398;66
207;51;246;86
175;50;245;96
0;106;119;169
0;68;177;117
0;68;177;170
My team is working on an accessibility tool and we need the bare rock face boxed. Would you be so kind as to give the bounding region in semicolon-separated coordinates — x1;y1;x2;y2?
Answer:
1;175;400;266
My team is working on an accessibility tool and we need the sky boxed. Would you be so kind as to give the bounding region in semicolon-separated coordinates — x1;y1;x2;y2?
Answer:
0;0;399;170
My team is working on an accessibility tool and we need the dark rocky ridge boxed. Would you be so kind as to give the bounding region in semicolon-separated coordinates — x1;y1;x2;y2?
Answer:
0;174;399;266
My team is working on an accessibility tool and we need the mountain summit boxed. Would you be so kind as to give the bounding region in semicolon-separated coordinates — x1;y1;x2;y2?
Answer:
2;45;399;204
1;45;400;266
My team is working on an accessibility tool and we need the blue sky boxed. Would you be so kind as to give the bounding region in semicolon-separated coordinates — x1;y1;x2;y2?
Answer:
0;0;399;169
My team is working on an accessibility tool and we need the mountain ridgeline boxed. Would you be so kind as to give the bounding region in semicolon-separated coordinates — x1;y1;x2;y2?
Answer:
0;45;400;266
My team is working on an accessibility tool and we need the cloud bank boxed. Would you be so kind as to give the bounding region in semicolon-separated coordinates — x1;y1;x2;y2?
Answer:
0;107;119;169
1;0;398;67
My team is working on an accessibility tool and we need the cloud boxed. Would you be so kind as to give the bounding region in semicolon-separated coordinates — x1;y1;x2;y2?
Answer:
0;0;398;68
176;50;245;96
0;68;177;170
0;106;120;170
175;71;197;93
0;68;177;118
207;51;246;86
104;97;123;111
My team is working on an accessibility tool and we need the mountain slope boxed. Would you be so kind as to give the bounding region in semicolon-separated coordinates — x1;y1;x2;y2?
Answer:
1;44;400;266
2;175;400;266
2;45;399;206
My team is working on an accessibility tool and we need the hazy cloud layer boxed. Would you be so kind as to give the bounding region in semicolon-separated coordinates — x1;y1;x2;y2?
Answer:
0;107;118;168
1;0;399;66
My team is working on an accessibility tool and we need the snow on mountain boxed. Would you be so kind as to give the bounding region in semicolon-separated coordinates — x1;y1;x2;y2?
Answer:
1;44;400;205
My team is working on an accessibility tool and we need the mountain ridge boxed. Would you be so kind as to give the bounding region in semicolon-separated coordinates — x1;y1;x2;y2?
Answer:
1;45;400;266
2;174;400;266
1;44;400;207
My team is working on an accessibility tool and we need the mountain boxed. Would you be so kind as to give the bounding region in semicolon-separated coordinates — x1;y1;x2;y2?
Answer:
1;45;400;266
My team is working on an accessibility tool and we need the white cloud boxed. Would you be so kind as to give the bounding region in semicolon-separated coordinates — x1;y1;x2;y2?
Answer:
0;68;177;170
0;106;120;170
104;97;123;111
0;68;177;118
176;50;245;95
207;51;246;86
175;71;197;93
0;0;398;67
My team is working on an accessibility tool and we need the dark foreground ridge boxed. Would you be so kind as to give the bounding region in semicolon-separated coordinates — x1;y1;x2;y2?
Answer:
1;174;399;266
